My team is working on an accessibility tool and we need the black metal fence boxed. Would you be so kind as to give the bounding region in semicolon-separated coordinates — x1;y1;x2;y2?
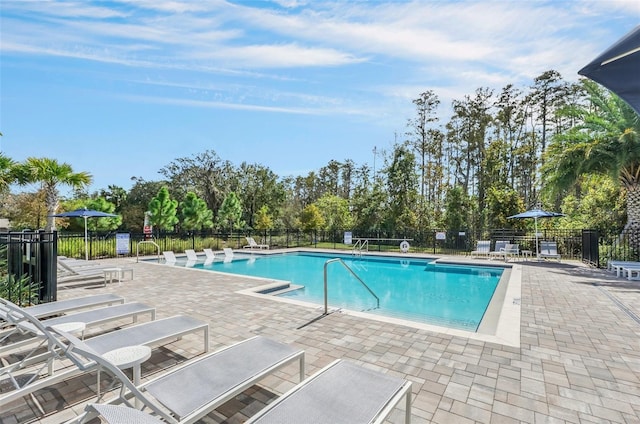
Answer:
598;228;640;267
0;230;57;305
57;228;590;261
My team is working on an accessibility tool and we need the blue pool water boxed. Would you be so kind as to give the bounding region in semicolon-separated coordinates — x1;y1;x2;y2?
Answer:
190;252;503;331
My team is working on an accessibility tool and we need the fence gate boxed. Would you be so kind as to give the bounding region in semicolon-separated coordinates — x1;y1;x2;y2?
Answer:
582;229;599;267
0;230;58;304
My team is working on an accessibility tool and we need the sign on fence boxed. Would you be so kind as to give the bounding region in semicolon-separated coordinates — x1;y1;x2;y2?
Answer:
344;231;352;244
116;233;130;255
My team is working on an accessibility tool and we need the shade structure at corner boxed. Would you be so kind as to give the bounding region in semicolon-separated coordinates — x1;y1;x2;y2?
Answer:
507;208;564;259
50;208;118;261
578;25;640;116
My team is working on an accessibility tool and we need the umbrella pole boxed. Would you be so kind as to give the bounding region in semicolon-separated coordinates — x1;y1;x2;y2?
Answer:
534;217;539;260
84;216;89;261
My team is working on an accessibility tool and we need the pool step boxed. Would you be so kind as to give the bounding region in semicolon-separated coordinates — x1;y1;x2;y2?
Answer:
257;281;304;295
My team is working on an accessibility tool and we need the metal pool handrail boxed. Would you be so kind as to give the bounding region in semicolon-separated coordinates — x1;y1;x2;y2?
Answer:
136;240;160;263
323;258;379;314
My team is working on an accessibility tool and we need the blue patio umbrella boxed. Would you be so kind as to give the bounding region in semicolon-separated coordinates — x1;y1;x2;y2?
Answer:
51;208;118;260
578;25;640;116
508;208;564;259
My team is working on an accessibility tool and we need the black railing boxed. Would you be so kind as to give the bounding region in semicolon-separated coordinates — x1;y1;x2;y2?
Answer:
598;228;640;268
57;228;589;261
0;230;57;304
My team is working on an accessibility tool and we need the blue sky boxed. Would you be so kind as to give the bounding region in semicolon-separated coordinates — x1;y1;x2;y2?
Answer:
1;1;639;194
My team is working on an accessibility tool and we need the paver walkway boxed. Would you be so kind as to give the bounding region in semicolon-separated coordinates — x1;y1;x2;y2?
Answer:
2;254;639;423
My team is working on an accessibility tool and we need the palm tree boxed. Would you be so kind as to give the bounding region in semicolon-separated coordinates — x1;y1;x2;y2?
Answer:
15;158;92;231
543;80;640;244
0;153;17;194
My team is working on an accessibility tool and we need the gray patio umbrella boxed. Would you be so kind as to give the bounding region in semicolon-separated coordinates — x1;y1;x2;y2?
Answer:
508;208;564;259
51;208;118;260
578;25;640;115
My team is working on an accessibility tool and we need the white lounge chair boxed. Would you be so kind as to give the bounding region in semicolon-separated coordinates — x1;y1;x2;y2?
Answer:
470;240;490;258
57;258;132;283
488;241;509;260
0;303;209;407
504;243;520;262
622;265;640;280
203;248;216;260
203;248;216;264
539;241;561;261
54;333;304;424
607;260;640;277
10;294;124;320
0;299;155;356
79;358;412;424
184;249;199;262
223;248;234;262
246;360;412;424
244;236;269;250
162;251;177;265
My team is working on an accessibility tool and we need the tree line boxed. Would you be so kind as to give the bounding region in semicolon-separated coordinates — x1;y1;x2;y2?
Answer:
1;69;638;243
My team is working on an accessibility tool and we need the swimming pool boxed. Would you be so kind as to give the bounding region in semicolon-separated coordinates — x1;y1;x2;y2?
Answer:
188;251;504;331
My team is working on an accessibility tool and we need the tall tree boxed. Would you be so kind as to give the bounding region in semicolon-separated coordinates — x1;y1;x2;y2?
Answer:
217;192;245;235
159;150;235;213
494;84;526;189
383;144;418;231
14;158;92;231
316;194;353;231
527;70;568;159
235;163;284;228
318;160;342;196
148;186;179;234
299;203;325;233
120;177;166;232
1;190;47;230
98;185;127;212
543;80;640;245
449;88;494;230
443;186;470;242
0;153;17;194
407;91;442;225
180;191;213;231
83;197;121;231
253;205;274;234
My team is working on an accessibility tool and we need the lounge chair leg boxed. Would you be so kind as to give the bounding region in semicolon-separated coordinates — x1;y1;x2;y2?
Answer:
406;388;412;424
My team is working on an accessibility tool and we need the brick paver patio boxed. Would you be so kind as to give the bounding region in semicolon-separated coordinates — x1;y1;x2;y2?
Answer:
2;252;639;423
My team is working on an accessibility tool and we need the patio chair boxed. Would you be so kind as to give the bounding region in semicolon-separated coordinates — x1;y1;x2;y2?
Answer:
57;258;133;282
470;240;491;258
244;236;269;250
223;248;234;262
184;249;199;262
0;306;209;408
203;248;216;264
622;265;640;280
246;359;412;424
6;293;124;321
76;359;410;424
607;260;640;277
54;332;304;424
57;257;107;271
203;248;216;261
488;241;509;260
162;251;177;265
504;243;520;262
0;299;155;356
539;241;561;261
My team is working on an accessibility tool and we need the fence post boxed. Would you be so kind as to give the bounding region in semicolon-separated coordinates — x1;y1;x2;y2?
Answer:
582;229;600;267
